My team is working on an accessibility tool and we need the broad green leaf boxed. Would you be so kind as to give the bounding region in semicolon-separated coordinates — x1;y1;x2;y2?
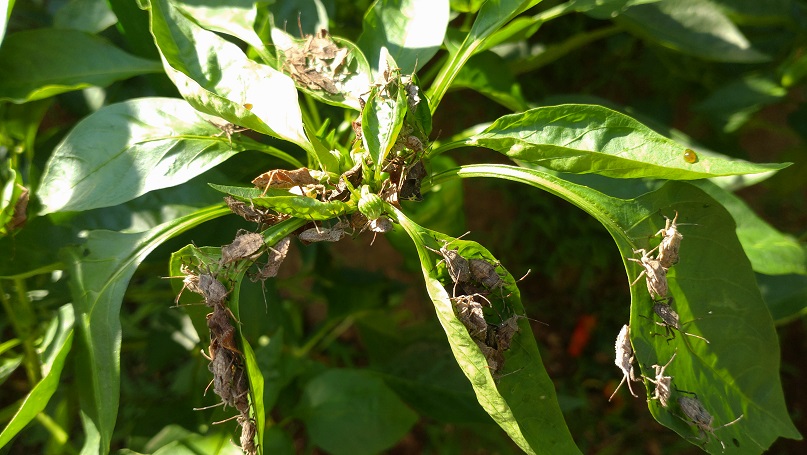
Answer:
171;0;268;60
617;0;770;63
296;369;418;455
757;273;807;322
692;180;807;276
209;184;353;220
575;0;658;19
148;426;243;455
0;305;73;449
695;74;786;133
429;164;801;453
426;0;540;111
357;0;450;75
460;104;788;179
145;0;311;152
389;207;581;455
361;62;408;180
54;0;118;33
62;204;229;455
452;51;528;112
0;29;161;103
36;97;241;214
450;0;486;12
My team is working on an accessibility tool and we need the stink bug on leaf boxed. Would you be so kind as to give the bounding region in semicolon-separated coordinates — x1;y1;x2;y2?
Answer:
628;248;669;299
610;324;640;401
652;211;683;269
678;395;743;451
652;300;710;344
644;350;676;407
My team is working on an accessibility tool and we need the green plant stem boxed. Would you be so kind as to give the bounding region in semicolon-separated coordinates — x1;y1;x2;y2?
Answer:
35;412;78;455
293;318;343;357
509;25;622;74
303;93;322;130
0;280;42;385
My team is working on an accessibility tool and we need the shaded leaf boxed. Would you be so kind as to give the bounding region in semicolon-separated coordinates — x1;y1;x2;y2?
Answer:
618;0;770;63
695;74;786;132
53;0;118;33
390;207;581;455
357;0;450;75
37;97;241;214
692;180;806;276
145;0;311;151
0;29;161;103
0;305;73;449
62;204;230;454
452;51;528;112
296;369;418;455
464;104;787;179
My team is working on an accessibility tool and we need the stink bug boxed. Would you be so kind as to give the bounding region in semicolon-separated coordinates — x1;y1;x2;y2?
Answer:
220;230;264;266
426;234;471;295
653;211;683;269
678;395;743;450
628;248;669;299
452;293;489;341
652;300;710;344
609;324;640;401
645;350;676;407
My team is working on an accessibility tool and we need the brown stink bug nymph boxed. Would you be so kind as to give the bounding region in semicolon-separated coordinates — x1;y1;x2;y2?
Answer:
653;211;683;269
678;395;743;450
220;230;264;266
652;300;709;344
628;248;669;299
426;235;471;295
645;350;676;407
609;324;640;401
451;293;489;341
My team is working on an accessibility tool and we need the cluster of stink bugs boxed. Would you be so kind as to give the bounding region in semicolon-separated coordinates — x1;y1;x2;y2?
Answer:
611;212;743;451
427;235;535;376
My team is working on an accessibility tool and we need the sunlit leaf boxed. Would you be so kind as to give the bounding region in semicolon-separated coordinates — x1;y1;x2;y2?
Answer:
62;204;229;454
390;207;581;455
462;104;787;179
357;0;450;75
145;0;311;151
37;98;241;214
428;164;801;453
209;184;353;220
0;29;161;103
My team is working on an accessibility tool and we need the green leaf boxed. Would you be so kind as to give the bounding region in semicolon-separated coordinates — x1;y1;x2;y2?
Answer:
0;0;13;45
426;0;539;112
62;204;229;455
691;180;807;276
695;74;786;133
36;97;241;214
429;164;801;453
463;104;788;179
757;273;807;322
357;0;450;74
361;63;408;179
148;427;244;455
0;305;73;449
53;0;118;33
145;0;311;152
171;0;267;59
0;29;161;103
296;369;418;455
452;51;528;112
617;0;770;63
389;207;581;455
269;0;328;36
209;183;353;220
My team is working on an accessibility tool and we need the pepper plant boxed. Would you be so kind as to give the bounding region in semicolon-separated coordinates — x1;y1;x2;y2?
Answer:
1;0;805;454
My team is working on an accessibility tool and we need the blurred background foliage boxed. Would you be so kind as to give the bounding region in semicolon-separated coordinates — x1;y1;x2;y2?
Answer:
1;0;806;454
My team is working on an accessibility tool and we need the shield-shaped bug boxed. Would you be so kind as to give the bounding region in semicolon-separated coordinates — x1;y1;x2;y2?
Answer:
475;339;505;374
426;236;471;295
645;350;676;407
251;236;291;282
653;211;683;269
237;414;258;455
220;230;264;266
678;395;743;450
452;293;489;341
652;301;710;344
468;258;504;290
628;248;669;299
609;324;640;401
298;225;346;243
